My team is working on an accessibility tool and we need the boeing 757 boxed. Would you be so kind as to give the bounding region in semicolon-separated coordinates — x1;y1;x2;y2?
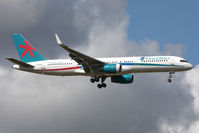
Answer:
7;34;193;88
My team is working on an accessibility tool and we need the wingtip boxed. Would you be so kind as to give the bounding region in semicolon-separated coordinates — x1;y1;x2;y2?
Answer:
55;33;63;45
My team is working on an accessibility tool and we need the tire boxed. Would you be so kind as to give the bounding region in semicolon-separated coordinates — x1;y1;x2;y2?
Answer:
96;78;99;82
102;83;107;88
97;84;102;88
168;79;172;83
90;78;95;83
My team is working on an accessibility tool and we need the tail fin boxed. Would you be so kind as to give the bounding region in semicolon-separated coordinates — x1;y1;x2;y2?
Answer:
12;33;46;62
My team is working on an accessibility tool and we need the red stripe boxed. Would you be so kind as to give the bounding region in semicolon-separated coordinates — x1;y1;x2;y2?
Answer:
36;66;80;71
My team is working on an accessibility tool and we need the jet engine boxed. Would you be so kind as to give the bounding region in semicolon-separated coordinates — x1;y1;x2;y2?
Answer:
111;74;134;84
100;64;122;73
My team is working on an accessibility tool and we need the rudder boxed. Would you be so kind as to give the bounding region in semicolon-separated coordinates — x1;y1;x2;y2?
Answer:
12;33;46;62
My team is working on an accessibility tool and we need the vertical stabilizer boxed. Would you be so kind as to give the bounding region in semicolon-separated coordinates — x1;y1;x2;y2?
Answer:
12;33;46;62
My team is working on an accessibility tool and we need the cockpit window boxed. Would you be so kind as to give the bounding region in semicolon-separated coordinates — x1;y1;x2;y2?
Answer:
180;60;188;62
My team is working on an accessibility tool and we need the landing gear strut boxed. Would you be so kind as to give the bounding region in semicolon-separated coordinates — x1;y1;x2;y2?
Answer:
90;76;107;88
168;71;175;83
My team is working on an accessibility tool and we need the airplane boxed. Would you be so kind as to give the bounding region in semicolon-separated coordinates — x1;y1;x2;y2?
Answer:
6;33;193;88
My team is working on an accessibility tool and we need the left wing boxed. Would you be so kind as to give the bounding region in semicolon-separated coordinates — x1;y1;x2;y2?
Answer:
55;34;105;74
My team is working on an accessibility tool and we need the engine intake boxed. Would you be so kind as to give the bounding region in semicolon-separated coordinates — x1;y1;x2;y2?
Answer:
100;64;122;73
111;74;134;84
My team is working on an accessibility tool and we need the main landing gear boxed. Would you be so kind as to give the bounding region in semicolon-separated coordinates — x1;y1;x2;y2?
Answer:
168;71;175;83
90;76;107;88
90;76;99;83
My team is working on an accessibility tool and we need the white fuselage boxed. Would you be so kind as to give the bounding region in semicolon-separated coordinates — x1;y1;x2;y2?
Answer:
13;56;193;76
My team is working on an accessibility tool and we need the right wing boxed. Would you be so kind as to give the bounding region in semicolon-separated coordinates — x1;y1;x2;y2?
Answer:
55;34;105;74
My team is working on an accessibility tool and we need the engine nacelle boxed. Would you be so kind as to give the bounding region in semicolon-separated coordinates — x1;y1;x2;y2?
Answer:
111;74;134;84
100;64;122;73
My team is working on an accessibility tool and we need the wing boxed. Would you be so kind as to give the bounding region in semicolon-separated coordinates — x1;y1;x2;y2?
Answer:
55;34;105;74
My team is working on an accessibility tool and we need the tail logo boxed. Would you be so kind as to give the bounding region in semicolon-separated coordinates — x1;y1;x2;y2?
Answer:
19;40;36;57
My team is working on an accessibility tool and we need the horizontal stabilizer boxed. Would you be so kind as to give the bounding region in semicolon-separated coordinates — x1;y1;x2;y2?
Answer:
6;57;34;68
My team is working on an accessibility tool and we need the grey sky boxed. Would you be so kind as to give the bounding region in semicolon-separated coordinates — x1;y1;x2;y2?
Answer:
0;0;199;133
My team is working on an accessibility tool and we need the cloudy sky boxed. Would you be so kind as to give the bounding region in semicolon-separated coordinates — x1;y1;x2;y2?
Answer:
0;0;199;133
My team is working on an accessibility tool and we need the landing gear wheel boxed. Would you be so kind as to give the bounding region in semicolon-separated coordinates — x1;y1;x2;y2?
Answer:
90;76;107;88
97;84;102;89
95;78;99;82
168;79;172;83
102;83;107;88
90;78;95;83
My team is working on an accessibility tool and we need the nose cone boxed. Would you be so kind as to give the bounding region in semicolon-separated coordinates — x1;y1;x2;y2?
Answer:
187;63;193;70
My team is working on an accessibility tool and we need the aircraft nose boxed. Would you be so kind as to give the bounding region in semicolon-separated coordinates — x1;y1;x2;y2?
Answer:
187;63;193;70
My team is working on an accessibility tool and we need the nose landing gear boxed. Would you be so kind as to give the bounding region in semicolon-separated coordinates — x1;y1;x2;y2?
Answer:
168;79;172;83
168;71;175;83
